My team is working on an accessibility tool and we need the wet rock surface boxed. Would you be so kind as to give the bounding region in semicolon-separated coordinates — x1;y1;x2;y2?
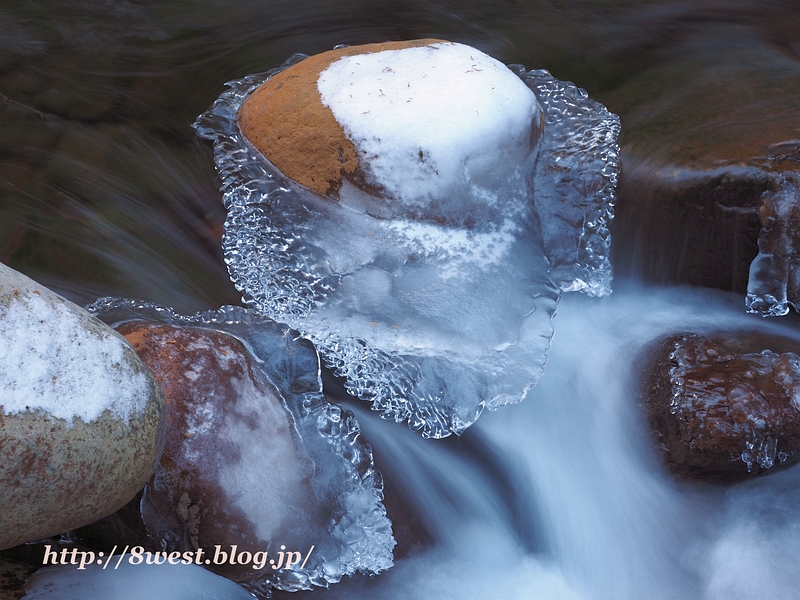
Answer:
642;332;800;482
0;264;165;551
117;322;317;584
608;23;800;296
94;303;395;596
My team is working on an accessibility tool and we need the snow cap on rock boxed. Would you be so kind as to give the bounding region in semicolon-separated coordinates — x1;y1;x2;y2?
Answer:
238;39;542;211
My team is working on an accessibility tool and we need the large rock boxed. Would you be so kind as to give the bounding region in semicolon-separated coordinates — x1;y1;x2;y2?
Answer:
111;314;395;593
0;263;165;550
238;39;543;210
642;332;800;482
239;39;439;197
607;25;800;295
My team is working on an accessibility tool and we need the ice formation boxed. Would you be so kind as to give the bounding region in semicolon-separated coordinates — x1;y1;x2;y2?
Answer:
746;172;800;316
87;299;395;595
195;45;620;438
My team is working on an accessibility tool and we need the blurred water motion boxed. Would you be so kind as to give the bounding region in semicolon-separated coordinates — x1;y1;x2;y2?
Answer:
3;1;800;599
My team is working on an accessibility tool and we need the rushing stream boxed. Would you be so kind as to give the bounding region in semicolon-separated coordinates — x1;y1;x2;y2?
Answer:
3;1;800;599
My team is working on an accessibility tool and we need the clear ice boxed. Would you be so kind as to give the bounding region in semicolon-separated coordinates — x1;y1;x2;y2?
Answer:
746;172;800;316
87;298;395;595
194;54;620;438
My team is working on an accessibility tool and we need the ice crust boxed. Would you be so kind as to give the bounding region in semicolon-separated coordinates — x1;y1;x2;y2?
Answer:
86;298;395;594
746;172;800;317
0;286;150;425
194;50;620;438
318;42;539;209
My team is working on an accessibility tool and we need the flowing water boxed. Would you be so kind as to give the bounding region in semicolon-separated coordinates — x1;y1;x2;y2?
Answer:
3;1;800;598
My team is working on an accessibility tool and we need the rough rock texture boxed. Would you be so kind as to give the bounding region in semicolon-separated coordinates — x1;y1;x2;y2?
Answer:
117;322;317;584
238;39;442;197
0;263;165;550
642;332;800;482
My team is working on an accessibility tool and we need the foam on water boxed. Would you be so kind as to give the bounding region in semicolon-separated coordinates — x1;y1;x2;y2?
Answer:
310;285;800;600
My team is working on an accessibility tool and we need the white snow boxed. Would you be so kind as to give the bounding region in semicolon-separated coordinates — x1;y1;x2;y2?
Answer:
386;218;519;279
317;41;539;206
0;290;150;425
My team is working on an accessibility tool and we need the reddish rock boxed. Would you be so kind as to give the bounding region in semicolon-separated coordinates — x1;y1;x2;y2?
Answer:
642;332;800;482
238;39;442;198
117;322;317;583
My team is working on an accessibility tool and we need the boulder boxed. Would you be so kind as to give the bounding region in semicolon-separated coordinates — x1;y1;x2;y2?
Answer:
642;332;800;482
238;39;543;211
0;263;165;550
606;27;800;295
117;322;318;584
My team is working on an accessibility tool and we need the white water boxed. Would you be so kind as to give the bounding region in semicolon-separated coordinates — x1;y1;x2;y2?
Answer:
317;284;800;600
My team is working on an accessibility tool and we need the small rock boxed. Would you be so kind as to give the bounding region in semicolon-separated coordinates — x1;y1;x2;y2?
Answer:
642;332;800;482
117;322;320;585
0;263;165;550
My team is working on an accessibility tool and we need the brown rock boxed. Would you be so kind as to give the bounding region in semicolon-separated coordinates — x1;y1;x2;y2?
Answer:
642;332;800;482
238;39;447;198
607;28;800;294
117;322;317;583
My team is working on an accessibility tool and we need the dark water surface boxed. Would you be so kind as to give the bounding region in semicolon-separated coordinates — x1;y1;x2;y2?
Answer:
3;1;800;598
3;0;800;309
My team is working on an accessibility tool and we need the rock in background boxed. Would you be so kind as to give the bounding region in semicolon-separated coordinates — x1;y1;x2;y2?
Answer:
0;263;165;550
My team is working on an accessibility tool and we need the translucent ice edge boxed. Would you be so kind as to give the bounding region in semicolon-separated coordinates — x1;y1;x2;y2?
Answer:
193;53;618;438
86;297;395;594
746;172;800;317
513;66;620;297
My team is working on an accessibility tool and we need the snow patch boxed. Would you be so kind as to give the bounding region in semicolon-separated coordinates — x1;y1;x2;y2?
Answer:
318;41;539;206
0;292;149;425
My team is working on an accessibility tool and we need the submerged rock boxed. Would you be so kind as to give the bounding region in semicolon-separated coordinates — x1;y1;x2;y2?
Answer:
0;263;165;551
89;299;394;595
642;332;800;482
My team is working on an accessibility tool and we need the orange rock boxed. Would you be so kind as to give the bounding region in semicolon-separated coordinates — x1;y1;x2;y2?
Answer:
238;39;444;198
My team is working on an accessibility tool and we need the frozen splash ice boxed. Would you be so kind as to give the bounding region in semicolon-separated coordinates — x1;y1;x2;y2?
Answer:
194;52;620;438
518;67;619;296
746;172;800;316
86;298;395;595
